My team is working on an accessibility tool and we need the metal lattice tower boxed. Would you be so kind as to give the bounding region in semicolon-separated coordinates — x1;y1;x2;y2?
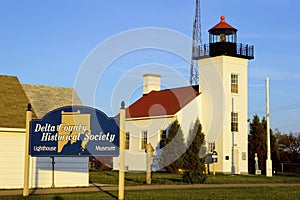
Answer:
190;0;202;85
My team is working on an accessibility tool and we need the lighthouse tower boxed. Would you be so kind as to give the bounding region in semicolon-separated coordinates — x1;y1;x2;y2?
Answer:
199;16;254;174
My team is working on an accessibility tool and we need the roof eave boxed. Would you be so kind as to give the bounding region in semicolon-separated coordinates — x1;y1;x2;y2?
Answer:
125;114;175;121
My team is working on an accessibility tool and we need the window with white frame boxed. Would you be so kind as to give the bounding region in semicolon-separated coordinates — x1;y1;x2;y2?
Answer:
231;74;238;93
141;131;147;150
231;112;238;132
125;132;130;150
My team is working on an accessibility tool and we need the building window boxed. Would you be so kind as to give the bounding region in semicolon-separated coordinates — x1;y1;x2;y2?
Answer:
208;142;215;152
160;130;167;148
231;112;238;132
231;74;238;93
141;131;147;150
125;132;130;150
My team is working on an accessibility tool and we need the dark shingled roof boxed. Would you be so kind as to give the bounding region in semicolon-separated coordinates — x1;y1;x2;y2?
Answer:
0;75;82;128
0;75;37;128
22;84;82;119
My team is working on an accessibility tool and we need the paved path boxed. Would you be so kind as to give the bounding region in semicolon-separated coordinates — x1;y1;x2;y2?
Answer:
1;183;300;196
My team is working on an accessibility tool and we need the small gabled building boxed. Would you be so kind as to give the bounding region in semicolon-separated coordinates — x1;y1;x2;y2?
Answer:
113;74;201;171
0;75;89;189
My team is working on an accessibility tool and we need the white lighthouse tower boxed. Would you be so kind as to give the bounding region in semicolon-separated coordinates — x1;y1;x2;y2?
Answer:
198;16;254;174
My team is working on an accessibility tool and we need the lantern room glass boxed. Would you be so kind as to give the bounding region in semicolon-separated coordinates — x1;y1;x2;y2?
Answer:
209;30;237;43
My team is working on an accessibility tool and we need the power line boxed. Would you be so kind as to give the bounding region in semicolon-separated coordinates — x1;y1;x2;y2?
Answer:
249;102;300;115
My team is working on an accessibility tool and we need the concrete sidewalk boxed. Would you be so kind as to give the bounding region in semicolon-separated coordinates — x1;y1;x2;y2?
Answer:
1;183;300;196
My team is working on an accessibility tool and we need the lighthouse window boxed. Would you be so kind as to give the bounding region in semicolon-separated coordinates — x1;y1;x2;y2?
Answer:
231;112;238;132
141;131;147;150
231;74;238;93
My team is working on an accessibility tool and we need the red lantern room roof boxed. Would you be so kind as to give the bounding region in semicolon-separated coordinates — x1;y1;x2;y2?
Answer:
209;15;237;31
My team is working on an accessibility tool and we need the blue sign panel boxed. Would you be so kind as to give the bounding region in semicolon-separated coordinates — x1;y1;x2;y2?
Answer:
29;106;119;156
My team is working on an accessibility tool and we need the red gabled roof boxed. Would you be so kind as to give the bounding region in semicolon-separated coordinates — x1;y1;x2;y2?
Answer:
209;15;237;31
124;86;200;119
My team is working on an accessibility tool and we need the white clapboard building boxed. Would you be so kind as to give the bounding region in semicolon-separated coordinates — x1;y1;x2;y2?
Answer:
113;16;254;174
0;75;89;189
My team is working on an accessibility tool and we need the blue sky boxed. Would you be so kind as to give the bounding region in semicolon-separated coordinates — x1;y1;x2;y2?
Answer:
1;0;300;133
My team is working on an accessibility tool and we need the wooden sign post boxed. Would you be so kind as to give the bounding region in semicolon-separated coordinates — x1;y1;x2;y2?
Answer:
146;143;154;184
23;104;32;196
118;102;126;200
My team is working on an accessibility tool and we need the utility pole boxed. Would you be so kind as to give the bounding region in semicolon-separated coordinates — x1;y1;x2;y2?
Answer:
266;77;272;177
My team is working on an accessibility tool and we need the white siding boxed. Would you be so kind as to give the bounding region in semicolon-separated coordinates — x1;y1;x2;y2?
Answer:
199;56;249;174
113;116;176;171
0;130;89;189
176;96;201;140
113;96;201;172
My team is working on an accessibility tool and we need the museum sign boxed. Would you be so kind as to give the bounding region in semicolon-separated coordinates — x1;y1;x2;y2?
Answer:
29;106;119;156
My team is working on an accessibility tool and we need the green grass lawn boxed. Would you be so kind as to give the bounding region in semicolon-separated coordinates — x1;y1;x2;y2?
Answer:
2;187;300;200
89;170;300;186
2;172;300;199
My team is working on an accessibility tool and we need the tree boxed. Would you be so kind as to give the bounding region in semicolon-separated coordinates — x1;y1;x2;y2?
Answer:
248;115;266;174
248;115;280;174
274;131;300;173
182;119;206;183
183;119;205;171
270;130;281;172
277;132;300;163
159;120;186;172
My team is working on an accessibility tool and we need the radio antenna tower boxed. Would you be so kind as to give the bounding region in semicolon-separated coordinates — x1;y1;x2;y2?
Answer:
190;0;202;85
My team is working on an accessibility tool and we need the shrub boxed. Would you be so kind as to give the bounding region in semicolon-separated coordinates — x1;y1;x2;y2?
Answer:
182;170;206;184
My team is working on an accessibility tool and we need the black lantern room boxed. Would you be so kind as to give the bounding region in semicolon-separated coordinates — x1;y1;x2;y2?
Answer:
199;15;254;60
209;15;237;44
